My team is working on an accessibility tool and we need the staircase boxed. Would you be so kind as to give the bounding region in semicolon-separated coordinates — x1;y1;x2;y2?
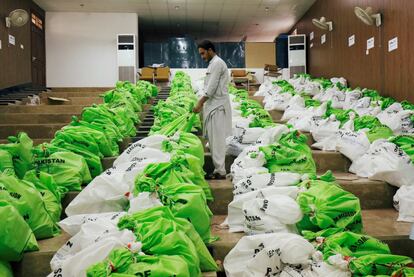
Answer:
5;86;413;276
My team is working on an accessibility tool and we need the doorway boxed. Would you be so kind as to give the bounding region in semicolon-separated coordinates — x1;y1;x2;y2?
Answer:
30;11;45;88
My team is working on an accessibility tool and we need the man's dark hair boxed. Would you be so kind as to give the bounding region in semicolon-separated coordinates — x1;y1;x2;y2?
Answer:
197;40;216;52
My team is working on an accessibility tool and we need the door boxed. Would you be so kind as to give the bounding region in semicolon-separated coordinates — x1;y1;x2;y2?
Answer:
30;11;46;88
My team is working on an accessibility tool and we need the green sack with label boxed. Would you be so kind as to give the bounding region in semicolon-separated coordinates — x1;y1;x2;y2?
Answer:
317;231;390;261
0;132;34;178
259;131;316;175
118;206;218;273
0;173;60;239
23;171;62;222
296;181;363;234
151;113;197;136
365;124;394;143
349;254;413;276
0;260;13;277
33;144;92;192
86;247;135;277
0;201;38;261
0;149;15;176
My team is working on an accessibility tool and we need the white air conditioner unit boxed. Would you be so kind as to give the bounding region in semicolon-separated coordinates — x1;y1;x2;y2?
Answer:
288;34;307;78
117;34;136;83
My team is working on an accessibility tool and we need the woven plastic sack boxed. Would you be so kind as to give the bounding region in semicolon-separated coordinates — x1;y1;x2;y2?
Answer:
0;149;15;175
296;181;363;234
0;173;59;239
393;185;414;222
0;261;13;277
162;132;205;165
349;254;412;276
0;201;38;261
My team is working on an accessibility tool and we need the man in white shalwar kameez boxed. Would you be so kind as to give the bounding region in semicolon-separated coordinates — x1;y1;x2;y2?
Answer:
193;40;232;179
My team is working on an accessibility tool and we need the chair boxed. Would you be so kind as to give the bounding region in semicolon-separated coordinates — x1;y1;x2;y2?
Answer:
155;67;171;82
264;64;281;78
138;67;155;83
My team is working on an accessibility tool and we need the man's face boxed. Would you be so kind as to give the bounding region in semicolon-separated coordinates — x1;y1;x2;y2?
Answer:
199;47;212;62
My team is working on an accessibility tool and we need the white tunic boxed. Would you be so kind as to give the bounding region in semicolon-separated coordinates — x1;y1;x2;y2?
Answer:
203;55;232;175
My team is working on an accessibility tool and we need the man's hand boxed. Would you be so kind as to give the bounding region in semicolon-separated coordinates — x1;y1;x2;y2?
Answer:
193;103;202;113
193;96;208;113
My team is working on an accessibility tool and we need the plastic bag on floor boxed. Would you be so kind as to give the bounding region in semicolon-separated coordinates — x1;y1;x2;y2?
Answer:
263;92;293;111
297;181;363;234
128;191;163;214
49;223;137;277
226;136;250;157
114;135;168;166
281;95;306;121
226;186;299;233
288;101;329;132
59;212;127;236
65;156;169;216
232;125;267;144
0;149;15;176
232;166;269;185
87;248;191;277
223;232;315;277
0;173;60;239
393;185;414;222
350;139;414;187
231;146;267;173
233;172;301;195
0;201;38;261
243;193;302;234
342;90;362;110
23;171;62;223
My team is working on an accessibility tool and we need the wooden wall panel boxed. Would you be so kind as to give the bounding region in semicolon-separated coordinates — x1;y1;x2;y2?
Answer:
245;42;276;68
0;0;41;90
293;0;414;102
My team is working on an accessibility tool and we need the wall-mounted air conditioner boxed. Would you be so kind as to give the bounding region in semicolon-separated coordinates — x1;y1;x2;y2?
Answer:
288;34;306;78
117;34;136;83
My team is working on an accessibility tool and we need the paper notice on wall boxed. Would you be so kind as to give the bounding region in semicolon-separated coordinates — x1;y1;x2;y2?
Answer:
321;34;326;44
367;37;375;50
8;35;15;45
388;37;398;52
310;32;314;41
348;35;355;47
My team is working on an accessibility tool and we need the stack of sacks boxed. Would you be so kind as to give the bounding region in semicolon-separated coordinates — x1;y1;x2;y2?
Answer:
50;71;218;277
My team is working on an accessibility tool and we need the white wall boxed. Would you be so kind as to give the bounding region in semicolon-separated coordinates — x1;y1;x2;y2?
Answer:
46;12;138;87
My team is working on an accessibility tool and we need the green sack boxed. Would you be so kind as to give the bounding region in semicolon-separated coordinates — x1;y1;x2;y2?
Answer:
317;231;390;261
87;247;134;276
162;132;205;166
0;173;60;239
354;115;382;131
296;181;363;234
136;177;213;244
136;154;213;201
118;206;218;274
392;267;414;277
349;254;413;276
365;125;394;143
0;149;15;176
33;144;92;192
389;135;414;163
151;113;197;136
0;132;34;178
0;201;38;261
259;131;316;175
125;255;191;277
23;171;62;222
0;260;13;277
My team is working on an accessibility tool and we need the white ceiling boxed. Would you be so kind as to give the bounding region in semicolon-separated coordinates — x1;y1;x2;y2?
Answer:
34;0;315;42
